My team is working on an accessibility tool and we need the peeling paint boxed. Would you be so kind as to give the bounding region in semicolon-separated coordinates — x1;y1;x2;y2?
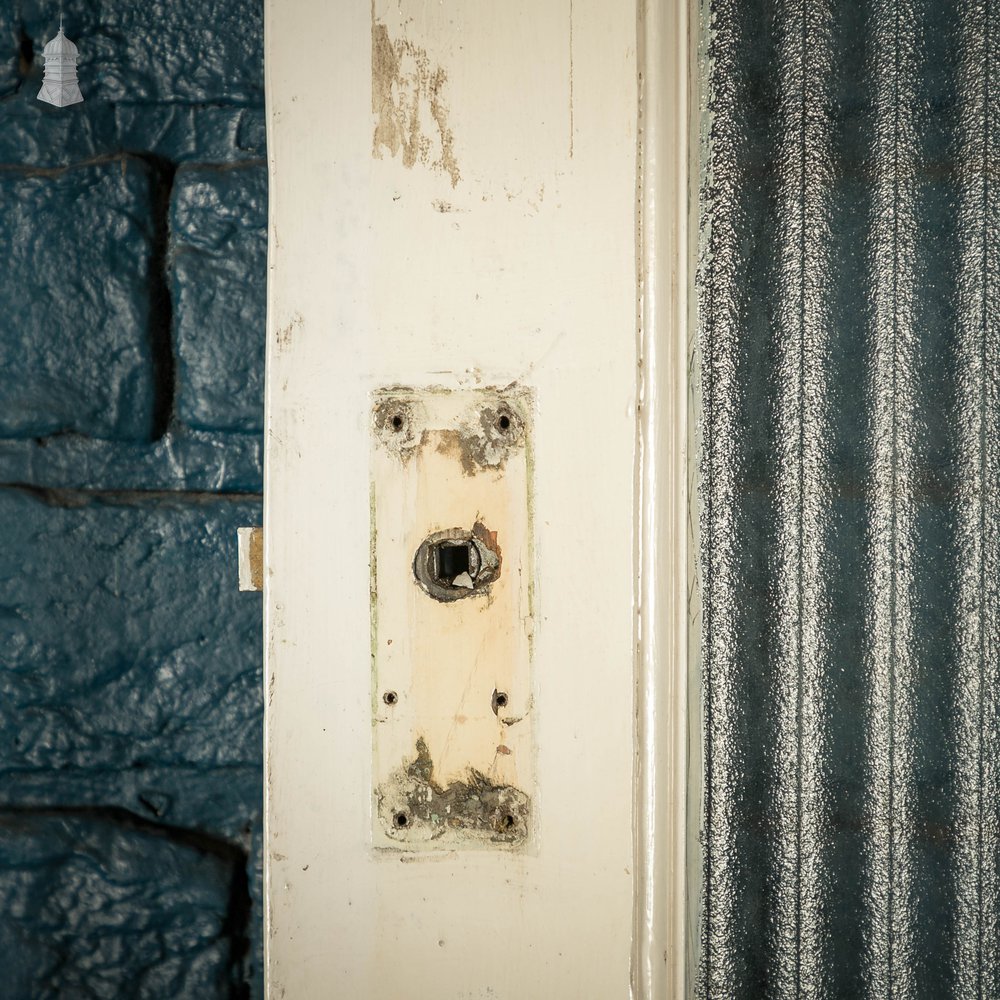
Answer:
377;738;529;848
372;397;425;460
432;399;527;476
371;19;461;187
375;391;526;474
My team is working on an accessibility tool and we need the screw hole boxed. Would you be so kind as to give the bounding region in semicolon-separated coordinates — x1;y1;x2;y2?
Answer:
497;414;511;431
495;692;508;708
501;814;516;830
491;690;509;715
383;691;398;706
391;414;404;430
393;811;409;829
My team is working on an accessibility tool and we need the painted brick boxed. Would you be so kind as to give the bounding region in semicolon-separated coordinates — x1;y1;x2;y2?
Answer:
6;766;261;848
114;105;267;163
171;164;267;433
0;92;267;168
22;0;263;105
0;429;264;493
0;811;246;998
0;3;21;97
0;6;18;98
248;817;265;997
0;161;157;441
1;1;267;991
0;489;263;839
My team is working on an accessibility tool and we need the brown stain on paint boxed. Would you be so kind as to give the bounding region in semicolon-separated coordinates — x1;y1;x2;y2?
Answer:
428;65;461;188
568;0;574;158
275;312;302;351
371;23;402;158
371;19;461;188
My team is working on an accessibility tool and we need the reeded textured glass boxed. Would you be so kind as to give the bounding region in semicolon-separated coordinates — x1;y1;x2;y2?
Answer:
697;1;1000;997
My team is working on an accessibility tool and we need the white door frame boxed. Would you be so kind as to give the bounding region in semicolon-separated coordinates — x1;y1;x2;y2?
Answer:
262;1;695;995
636;1;695;997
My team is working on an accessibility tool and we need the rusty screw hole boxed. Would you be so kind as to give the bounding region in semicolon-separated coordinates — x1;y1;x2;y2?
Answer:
500;814;516;830
391;414;404;431
393;811;409;829
497;414;511;432
383;691;398;706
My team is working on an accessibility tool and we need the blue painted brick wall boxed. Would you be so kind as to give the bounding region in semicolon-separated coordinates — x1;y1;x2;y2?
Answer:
1;163;158;440
172;165;267;433
0;2;266;996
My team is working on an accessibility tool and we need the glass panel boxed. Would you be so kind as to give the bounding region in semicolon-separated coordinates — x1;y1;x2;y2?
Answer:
696;1;998;996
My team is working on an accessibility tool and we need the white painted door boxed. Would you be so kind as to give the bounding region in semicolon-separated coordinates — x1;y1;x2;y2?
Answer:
263;1;690;996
